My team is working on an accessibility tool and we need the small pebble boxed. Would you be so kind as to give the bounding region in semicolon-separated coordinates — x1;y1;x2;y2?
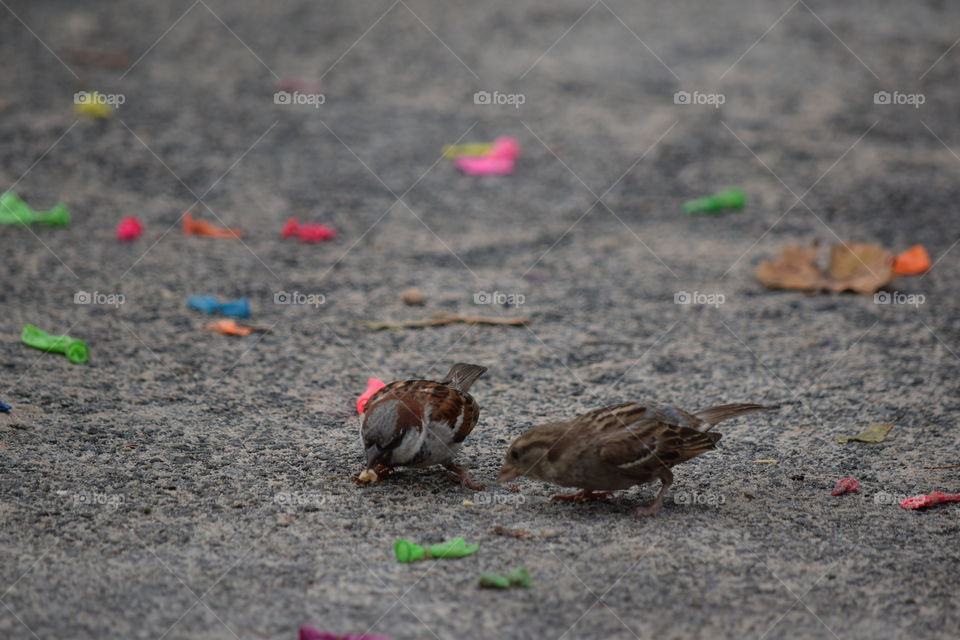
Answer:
401;287;425;306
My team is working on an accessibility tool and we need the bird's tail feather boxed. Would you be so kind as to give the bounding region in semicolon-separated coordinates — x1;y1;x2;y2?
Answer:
696;403;778;431
441;363;487;392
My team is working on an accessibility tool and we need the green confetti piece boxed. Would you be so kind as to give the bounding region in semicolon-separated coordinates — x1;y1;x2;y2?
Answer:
478;573;511;589
21;324;89;364
0;192;71;226
683;188;746;215
395;538;478;563
837;423;893;444
478;567;532;589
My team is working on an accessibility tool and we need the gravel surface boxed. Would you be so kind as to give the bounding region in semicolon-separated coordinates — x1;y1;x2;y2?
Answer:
2;1;959;639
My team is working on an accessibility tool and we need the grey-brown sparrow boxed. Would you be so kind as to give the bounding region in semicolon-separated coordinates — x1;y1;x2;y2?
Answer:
360;363;487;490
497;402;777;515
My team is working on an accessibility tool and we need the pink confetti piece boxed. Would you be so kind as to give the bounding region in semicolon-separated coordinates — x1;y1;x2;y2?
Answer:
299;626;392;640
357;377;387;415
900;490;960;510
115;216;143;240
455;155;515;176
831;477;859;496
488;136;520;160
281;218;337;243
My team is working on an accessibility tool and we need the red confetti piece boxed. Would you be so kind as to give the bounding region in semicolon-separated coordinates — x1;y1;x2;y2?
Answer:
115;216;143;240
831;477;859;496
900;490;960;510
357;377;387;415
281;218;336;243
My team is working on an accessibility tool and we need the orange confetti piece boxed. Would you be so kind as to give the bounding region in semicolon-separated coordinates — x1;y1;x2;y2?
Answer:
893;245;931;275
182;212;244;238
206;319;254;336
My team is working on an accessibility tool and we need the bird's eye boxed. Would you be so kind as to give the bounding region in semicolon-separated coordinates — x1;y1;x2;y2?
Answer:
510;448;522;460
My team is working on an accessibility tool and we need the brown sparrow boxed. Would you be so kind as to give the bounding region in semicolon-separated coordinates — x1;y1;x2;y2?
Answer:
497;402;777;516
360;363;487;490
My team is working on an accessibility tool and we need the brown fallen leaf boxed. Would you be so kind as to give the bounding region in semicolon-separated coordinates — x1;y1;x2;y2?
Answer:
756;240;896;294
363;313;530;330
837;423;893;444
756;241;826;291
827;242;895;294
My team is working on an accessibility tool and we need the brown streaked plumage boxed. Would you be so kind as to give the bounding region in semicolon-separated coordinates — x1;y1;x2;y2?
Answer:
360;363;487;490
498;402;777;516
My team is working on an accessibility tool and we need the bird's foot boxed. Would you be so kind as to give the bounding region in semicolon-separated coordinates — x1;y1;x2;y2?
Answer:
551;490;614;504
443;463;485;491
633;497;664;517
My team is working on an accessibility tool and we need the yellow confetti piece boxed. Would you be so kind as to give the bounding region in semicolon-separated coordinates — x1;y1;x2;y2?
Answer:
442;142;493;158
74;91;114;118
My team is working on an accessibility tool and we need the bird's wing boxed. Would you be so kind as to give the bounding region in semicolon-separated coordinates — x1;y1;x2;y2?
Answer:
366;380;478;443
589;404;721;471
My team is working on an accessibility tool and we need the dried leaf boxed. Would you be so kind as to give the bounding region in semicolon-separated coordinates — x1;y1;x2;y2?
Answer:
756;241;896;294
756;241;826;291
827;242;895;294
837;423;893;444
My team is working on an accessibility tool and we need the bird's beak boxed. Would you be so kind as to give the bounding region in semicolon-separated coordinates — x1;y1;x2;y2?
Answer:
497;464;520;483
366;444;385;468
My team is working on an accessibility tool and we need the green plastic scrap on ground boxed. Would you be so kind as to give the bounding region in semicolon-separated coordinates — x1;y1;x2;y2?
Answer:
478;568;532;589
837;423;893;444
0;192;71;226
683;188;746;214
394;537;478;563
21;324;89;364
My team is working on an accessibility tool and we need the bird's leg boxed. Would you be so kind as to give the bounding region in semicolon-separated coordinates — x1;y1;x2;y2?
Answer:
443;462;485;491
551;489;614;504
634;468;673;517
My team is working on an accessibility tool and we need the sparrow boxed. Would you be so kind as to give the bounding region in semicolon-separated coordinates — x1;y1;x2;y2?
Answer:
360;363;488;490
497;402;777;516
